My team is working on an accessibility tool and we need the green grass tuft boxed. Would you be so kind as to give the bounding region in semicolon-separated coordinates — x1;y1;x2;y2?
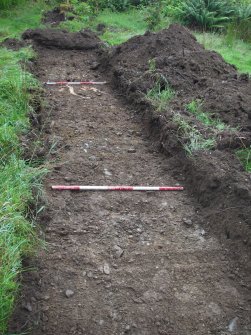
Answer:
147;80;175;112
60;8;150;45
186;99;231;131
0;0;49;42
0;47;46;334
236;147;251;172
196;31;251;74
173;113;216;155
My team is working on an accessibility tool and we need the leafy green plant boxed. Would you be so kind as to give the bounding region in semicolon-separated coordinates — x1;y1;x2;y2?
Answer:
161;0;183;19
179;0;235;30
0;0;25;9
173;114;216;154
236;146;251;172
226;3;251;42
147;79;175;111
148;58;156;72
69;0;94;20
144;0;163;30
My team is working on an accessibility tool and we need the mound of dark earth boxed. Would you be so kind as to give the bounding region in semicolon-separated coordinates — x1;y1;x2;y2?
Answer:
100;24;251;242
22;29;103;50
103;24;251;131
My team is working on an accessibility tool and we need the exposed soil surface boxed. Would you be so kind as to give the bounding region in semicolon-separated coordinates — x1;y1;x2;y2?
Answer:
8;26;251;334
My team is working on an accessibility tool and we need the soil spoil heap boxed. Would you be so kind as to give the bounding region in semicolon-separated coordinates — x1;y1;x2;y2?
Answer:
101;24;251;243
104;24;251;129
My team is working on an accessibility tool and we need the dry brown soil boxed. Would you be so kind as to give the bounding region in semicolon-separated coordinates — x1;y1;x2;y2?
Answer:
9;33;251;335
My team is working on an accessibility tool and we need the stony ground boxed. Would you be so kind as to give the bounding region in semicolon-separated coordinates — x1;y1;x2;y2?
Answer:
9;47;251;335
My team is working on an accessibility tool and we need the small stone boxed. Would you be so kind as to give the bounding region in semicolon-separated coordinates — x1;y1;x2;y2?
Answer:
128;148;136;153
90;61;100;70
65;289;75;298
125;325;131;332
183;218;193;226
64;176;73;182
103;263;110;275
228;317;238;332
87;271;93;278
114;245;124;258
23;302;32;312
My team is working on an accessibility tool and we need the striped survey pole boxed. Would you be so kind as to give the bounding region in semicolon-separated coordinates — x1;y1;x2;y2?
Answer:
45;81;107;86
51;185;184;191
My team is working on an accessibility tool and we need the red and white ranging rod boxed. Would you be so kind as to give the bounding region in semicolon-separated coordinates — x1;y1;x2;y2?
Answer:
52;185;184;191
45;81;107;86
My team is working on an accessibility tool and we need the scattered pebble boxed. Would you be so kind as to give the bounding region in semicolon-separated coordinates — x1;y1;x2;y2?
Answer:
65;289;75;298
128;148;136;153
90;61;100;70
23;302;32;312
183;218;193;226
87;271;93;278
228;317;238;332
43;295;50;301
104;168;112;176
114;245;124;258
103;263;111;275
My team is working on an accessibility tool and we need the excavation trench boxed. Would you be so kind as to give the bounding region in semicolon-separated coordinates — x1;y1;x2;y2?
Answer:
9;29;251;335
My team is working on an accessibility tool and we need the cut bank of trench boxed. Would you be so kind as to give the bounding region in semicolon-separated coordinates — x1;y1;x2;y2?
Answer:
9;27;251;334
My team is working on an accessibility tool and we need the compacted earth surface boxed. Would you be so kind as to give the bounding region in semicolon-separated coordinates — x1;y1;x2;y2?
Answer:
8;26;251;335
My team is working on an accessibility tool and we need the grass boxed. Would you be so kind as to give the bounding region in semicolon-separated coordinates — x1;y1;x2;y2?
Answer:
0;0;49;42
61;9;251;73
173;114;216;155
186;99;231;131
195;31;251;74
147;80;175;112
0;47;46;334
0;0;24;9
236;147;251;172
60;8;149;45
0;2;250;73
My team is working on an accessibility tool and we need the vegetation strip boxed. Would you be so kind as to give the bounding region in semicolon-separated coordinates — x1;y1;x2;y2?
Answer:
0;47;45;334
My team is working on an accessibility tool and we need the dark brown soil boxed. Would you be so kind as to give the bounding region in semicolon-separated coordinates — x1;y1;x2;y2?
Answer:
8;26;251;335
1;38;29;50
22;28;103;50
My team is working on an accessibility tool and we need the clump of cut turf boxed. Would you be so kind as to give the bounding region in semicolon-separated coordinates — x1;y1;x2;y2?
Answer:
147;79;175;112
173;114;216;155
186;99;231;131
0;47;46;334
236;147;251;172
